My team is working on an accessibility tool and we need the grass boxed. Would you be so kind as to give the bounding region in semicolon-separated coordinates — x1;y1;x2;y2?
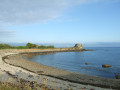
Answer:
0;43;55;49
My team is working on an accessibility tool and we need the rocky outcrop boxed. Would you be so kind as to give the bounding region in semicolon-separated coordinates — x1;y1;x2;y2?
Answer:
74;43;84;50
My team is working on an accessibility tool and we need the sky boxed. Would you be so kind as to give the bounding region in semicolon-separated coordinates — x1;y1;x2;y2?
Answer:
0;0;120;47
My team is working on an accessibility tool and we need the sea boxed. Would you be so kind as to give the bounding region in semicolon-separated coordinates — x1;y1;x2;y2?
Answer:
26;47;120;79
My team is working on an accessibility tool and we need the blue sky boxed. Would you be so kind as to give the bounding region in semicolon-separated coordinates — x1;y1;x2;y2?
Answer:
0;0;120;46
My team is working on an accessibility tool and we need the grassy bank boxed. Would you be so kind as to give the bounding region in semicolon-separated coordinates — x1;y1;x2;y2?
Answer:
0;43;55;49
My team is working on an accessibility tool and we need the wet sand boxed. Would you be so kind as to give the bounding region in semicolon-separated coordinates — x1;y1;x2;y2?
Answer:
0;49;120;89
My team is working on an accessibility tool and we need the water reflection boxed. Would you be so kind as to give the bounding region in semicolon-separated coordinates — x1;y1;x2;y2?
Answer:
25;47;120;79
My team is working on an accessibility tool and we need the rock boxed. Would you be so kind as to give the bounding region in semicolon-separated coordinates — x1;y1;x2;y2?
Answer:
115;73;120;79
102;64;111;68
85;62;89;65
74;43;84;50
28;75;33;78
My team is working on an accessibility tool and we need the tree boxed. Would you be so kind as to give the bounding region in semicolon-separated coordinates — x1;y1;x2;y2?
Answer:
26;43;38;49
26;43;32;48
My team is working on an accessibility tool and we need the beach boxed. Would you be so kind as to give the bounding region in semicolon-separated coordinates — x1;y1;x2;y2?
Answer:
0;49;120;90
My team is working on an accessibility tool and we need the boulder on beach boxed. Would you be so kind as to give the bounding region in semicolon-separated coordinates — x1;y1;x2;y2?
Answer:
115;73;120;79
74;43;84;50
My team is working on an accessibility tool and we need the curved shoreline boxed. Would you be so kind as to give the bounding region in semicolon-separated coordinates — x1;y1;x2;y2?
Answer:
2;49;120;89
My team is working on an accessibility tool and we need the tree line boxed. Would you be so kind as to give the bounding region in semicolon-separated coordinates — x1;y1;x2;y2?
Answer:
0;43;54;49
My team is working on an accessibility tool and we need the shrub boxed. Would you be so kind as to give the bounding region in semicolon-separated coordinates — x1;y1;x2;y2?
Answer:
38;45;54;49
0;43;54;49
47;45;54;48
0;44;14;49
26;43;38;49
15;46;28;49
38;45;47;49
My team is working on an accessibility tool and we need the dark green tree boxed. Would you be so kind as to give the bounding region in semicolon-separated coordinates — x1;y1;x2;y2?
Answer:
26;43;32;48
26;43;38;48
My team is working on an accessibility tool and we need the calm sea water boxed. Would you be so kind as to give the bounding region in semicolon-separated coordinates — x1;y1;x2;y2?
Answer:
26;47;120;78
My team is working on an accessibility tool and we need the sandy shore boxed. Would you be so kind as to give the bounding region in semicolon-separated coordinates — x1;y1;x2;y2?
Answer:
0;49;120;90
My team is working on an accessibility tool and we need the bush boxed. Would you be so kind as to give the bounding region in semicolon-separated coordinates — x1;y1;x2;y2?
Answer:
0;43;54;49
38;45;54;49
0;44;14;49
15;46;28;49
26;43;38;49
38;45;47;49
47;45;54;48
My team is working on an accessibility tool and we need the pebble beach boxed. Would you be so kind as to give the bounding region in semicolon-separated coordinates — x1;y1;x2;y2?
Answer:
0;49;120;90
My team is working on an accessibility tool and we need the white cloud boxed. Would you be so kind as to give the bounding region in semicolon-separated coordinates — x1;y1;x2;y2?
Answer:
0;0;105;24
0;0;70;24
0;0;118;24
0;29;16;38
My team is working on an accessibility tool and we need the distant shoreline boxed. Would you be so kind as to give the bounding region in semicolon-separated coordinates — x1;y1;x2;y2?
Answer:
2;49;120;89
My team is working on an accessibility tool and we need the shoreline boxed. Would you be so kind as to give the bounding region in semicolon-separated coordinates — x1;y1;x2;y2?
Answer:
0;49;120;89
